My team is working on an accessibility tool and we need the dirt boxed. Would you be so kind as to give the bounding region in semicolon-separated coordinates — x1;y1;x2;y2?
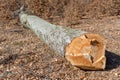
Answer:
0;0;120;80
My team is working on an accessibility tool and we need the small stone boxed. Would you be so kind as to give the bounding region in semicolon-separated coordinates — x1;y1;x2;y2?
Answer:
114;73;118;76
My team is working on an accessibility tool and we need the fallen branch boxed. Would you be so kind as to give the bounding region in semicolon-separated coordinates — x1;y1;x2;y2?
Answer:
19;12;107;70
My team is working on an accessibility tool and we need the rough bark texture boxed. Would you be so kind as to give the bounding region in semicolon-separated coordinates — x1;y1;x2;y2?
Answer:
19;12;107;70
19;12;86;56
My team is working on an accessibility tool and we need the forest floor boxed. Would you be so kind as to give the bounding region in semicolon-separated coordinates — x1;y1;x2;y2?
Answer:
0;0;120;80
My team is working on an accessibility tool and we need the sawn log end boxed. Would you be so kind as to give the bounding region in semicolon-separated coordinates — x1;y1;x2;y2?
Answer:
65;33;107;70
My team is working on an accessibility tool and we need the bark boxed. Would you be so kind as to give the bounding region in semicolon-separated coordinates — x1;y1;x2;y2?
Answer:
19;12;86;56
19;12;107;70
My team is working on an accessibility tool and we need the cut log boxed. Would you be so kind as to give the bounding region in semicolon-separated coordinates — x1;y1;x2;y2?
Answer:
19;12;107;70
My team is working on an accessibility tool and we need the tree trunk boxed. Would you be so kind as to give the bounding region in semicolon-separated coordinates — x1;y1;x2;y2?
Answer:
19;12;107;70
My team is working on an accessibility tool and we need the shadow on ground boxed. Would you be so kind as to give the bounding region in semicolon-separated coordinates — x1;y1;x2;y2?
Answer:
0;52;35;65
0;54;18;65
0;50;120;71
105;50;120;70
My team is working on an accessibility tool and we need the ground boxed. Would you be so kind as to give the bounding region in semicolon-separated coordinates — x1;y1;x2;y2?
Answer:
0;0;120;80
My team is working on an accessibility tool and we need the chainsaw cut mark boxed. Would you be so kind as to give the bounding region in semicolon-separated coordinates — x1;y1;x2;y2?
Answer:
65;33;106;70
